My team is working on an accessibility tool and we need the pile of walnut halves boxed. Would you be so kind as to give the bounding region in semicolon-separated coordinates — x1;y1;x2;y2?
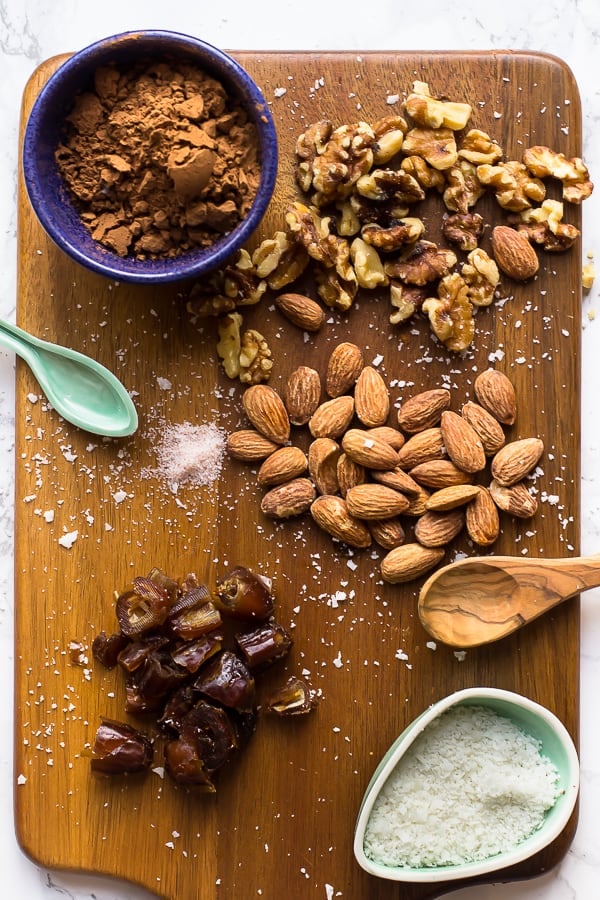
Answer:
90;565;316;792
186;80;593;371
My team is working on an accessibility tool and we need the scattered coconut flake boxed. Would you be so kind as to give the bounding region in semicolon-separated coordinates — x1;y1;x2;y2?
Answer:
274;87;287;98
43;509;55;523
386;94;400;105
156;376;172;390
27;393;39;404
58;530;79;549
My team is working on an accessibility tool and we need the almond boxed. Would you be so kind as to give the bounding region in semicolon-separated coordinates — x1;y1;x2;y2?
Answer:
243;384;291;444
310;495;372;548
308;438;341;495
369;517;405;550
440;410;486;473
490;437;544;486
366;425;406;451
396;428;445;469
341;428;401;470
260;477;316;518
491;225;539;281
414;509;465;547
325;342;364;397
489;479;538;518
426;484;481;511
409;459;474;489
354;366;390;427
227;429;279;461
461;401;506;455
274;292;325;332
345;483;410;520
397;388;451;433
380;543;445;583
284;366;322;426
336;452;366;497
465;486;500;547
403;486;431;517
257;445;308;486
474;369;517;425
372;466;421;498
309;395;355;439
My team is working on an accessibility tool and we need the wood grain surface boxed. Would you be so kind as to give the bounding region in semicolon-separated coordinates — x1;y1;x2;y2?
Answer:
14;50;582;899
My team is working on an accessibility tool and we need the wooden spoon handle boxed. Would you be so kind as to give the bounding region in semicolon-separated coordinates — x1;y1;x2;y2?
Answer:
528;554;600;594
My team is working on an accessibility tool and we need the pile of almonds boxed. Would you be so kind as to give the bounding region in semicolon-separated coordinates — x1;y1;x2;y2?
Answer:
227;343;544;583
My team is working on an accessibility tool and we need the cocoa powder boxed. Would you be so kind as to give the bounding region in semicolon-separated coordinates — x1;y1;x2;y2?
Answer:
55;60;261;259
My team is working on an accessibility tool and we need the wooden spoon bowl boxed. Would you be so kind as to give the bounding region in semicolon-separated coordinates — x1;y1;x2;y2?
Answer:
417;553;600;648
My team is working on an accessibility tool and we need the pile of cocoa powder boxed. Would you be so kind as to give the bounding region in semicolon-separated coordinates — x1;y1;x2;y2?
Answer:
55;60;261;259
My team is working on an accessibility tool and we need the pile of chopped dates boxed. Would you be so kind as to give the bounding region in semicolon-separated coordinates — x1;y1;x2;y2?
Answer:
91;565;315;792
186;80;593;377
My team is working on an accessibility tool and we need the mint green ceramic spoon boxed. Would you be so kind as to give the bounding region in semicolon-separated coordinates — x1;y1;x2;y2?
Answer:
1;319;138;437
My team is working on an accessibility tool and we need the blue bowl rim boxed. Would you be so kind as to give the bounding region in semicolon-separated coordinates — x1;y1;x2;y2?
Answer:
22;29;278;284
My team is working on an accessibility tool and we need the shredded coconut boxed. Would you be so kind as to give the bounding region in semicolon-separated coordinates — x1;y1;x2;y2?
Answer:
363;705;561;868
146;421;226;491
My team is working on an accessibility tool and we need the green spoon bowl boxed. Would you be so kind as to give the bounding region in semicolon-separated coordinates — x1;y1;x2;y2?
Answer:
1;319;138;437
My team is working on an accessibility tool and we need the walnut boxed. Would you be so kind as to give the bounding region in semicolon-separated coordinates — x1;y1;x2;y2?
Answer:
372;114;408;164
443;160;485;214
389;282;428;325
314;264;358;311
335;199;362;236
295;119;334;191
350;237;388;289
355;168;425;205
216;312;243;378
476;160;546;211
187;286;236;318
582;260;595;290
384;240;457;285
401;126;458;171
458;129;503;165
222;250;267;307
523;146;594;204
361;218;424;253
310;121;376;206
348;192;409;227
285;202;348;274
239;329;274;384
400;155;446;193
403;81;472;131
461;248;500;307
252;231;310;289
442;212;484;252
509;199;580;252
422;273;475;352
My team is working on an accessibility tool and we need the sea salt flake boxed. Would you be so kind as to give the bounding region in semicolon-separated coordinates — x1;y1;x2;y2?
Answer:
58;530;78;549
156;376;172;390
274;87;287;98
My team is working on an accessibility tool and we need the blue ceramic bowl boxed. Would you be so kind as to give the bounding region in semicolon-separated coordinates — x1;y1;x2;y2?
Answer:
22;30;278;284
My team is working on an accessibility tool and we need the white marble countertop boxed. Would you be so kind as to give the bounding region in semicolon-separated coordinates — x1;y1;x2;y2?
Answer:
1;1;599;897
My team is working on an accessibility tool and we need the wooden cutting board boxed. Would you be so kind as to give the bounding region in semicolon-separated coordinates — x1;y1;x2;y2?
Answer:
14;50;582;899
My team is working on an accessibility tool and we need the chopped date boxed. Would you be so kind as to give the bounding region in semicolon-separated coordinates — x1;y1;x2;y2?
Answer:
91;565;316;794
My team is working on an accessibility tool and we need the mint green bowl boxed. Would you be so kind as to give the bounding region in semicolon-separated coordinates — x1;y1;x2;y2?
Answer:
353;687;579;883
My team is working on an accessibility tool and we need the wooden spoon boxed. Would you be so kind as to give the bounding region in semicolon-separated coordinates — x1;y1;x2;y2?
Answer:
417;554;600;648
